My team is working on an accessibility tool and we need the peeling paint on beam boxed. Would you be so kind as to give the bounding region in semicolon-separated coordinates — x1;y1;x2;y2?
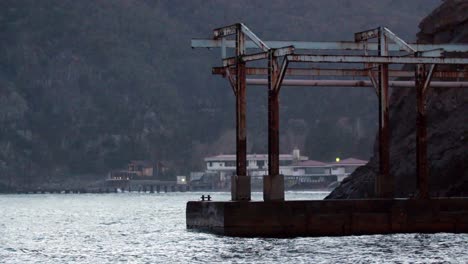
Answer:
246;79;468;88
213;24;238;39
355;28;379;42
222;52;269;67
286;55;468;65
213;67;468;78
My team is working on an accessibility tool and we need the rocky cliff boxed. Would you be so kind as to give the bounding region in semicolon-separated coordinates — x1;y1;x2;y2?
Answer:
326;0;468;199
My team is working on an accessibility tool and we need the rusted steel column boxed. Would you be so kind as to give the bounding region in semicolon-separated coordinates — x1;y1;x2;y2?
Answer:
375;28;392;198
264;51;284;201
267;89;279;176
415;64;429;199
268;52;279;177
232;25;250;201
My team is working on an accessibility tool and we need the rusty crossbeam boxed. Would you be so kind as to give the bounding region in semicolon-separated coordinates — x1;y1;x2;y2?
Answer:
244;79;468;88
192;39;468;53
212;67;468;78
223;46;295;67
223;52;268;67
273;45;295;57
415;49;444;57
355;27;417;54
286;54;468;65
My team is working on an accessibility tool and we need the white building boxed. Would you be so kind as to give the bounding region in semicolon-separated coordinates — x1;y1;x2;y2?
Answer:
203;148;367;185
204;148;308;177
289;158;368;186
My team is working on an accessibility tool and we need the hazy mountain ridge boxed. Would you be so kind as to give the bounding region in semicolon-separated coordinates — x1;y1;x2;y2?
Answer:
0;0;441;188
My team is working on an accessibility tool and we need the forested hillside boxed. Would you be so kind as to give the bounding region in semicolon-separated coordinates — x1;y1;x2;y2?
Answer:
0;0;440;187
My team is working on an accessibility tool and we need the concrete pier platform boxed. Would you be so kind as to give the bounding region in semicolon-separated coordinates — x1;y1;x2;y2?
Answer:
186;198;468;237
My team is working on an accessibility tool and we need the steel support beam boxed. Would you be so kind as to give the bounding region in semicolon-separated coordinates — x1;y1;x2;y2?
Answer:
223;46;294;67
273;45;295;57
232;27;250;201
423;64;437;93
225;67;236;95
382;27;417;53
192;39;468;53
416;64;429;199
268;51;279;177
286;55;468;65
274;59;289;93
368;70;379;95
223;52;269;67
213;67;468;79
244;79;468;88
240;24;270;51
264;50;284;201
376;30;392;198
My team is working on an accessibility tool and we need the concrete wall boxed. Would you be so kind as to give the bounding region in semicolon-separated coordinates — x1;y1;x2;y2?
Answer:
187;198;468;237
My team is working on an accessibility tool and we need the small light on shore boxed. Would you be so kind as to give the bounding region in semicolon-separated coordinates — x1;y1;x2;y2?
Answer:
336;157;340;162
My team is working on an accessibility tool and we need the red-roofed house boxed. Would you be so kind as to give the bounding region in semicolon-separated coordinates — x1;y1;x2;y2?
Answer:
292;160;329;175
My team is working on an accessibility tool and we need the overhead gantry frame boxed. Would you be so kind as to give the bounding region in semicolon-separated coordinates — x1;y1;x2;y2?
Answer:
194;23;468;201
212;24;294;201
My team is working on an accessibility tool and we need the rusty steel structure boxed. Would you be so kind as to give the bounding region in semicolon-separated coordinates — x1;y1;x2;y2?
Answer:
192;23;468;201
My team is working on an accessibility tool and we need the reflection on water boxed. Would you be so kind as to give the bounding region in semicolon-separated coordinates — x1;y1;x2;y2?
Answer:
0;192;467;263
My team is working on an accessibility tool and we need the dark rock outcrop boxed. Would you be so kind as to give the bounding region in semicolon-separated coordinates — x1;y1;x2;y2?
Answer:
327;0;468;199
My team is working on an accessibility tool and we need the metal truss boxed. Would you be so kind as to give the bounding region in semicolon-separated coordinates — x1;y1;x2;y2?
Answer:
192;23;468;201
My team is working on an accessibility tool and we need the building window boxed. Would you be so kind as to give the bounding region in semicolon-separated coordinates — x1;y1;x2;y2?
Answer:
257;160;265;168
225;161;236;167
208;162;213;167
305;167;326;174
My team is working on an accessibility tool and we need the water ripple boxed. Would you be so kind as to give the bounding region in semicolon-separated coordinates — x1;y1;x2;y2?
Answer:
0;192;467;263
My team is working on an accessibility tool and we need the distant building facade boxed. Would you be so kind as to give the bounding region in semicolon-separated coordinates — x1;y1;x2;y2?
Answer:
109;160;156;180
289;158;368;188
205;148;308;177
195;148;367;189
128;160;154;177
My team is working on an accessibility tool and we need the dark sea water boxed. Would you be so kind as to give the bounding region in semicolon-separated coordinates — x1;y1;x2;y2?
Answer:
1;192;467;263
